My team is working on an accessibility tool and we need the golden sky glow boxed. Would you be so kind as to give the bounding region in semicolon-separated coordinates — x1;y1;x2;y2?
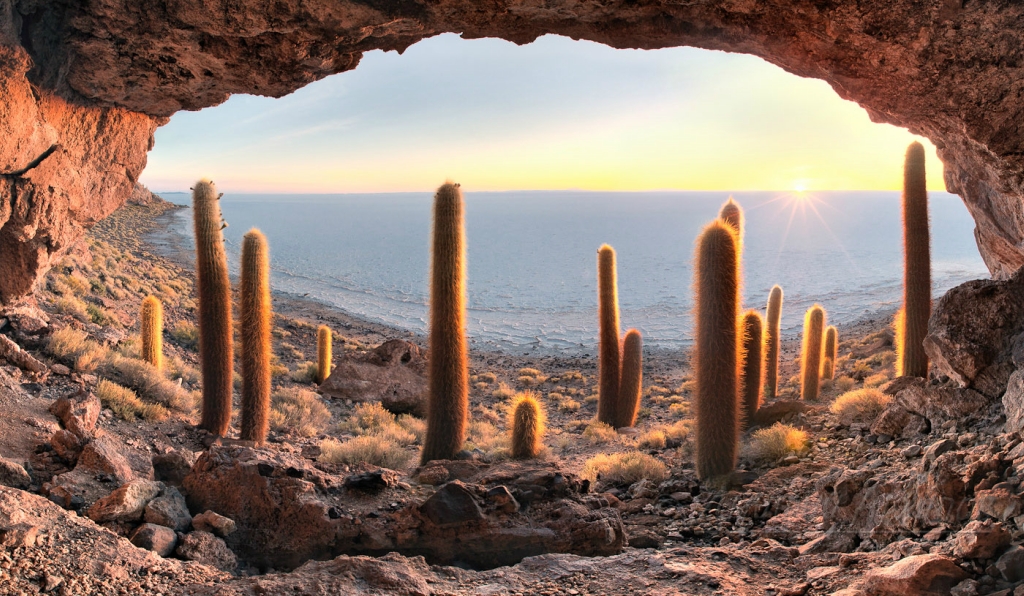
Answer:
142;35;946;194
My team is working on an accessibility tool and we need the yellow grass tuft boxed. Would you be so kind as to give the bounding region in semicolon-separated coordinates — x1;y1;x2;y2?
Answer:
319;436;412;469
830;388;892;425
269;388;331;437
747;423;809;464
583;420;617;444
582;451;668;486
96;379;168;422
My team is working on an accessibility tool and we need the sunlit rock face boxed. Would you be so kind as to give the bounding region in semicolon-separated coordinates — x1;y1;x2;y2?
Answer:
4;0;1024;302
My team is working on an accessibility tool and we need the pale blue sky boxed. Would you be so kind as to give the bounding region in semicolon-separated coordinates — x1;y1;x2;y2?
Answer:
141;33;943;193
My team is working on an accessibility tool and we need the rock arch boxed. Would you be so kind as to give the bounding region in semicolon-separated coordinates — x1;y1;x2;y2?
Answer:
2;0;1023;302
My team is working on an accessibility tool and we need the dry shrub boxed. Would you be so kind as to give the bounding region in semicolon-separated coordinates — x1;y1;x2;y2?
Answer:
518;368;541;377
492;382;515;400
46;326;109;372
582;451;668;486
105;354;197;413
319;436;412;469
339;402;417;446
747;423;809;464
478;372;497;384
668;402;689;418
558;398;581;413
396;415;426;443
96;379;168;422
55;296;90;322
638;429;667;449
290;361;319;384
466;419;507;453
831;388;892;425
863;373;890;388
170;321;199;351
583;420;617;444
835;376;856;393
270;388;331;437
165;354;201;387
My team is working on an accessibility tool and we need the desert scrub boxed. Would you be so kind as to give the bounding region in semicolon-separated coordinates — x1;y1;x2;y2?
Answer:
557;398;581;413
747;423;809;465
583;420;617;444
339;403;418;446
290;361;319;383
638;429;667;449
165;354;201;387
46;326;109;372
104;354;198;413
835;376;856;393
582;451;668;486
55;296;90;322
477;372;497;384
170;322;199;351
465;420;508;454
96;379;168;422
519;367;542;377
492;382;515;400
397;415;427;443
87;303;117;326
269;388;331;437
863;372;890;388
831;388;892;425
319;436;412;469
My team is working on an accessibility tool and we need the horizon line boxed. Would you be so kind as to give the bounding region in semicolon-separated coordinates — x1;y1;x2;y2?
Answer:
151;187;954;196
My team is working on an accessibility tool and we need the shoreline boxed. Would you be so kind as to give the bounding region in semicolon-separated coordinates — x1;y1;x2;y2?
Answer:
145;199;905;366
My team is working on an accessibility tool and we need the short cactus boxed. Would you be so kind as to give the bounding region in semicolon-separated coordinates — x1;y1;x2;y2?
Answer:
739;310;764;430
597;244;621;427
140;295;163;372
800;305;826;401
693;220;740;480
421;182;469;464
509;392;546;459
900;141;931;378
822;326;838;381
764;285;783;399
193;179;233;437
616;329;643;429
317;325;332;384
239;229;271;444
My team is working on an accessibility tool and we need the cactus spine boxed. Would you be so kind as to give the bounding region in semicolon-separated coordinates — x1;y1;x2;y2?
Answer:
616;329;643;428
510;392;546;459
693;220;740;480
317;325;332;384
739;310;764;430
140;295;163;372
822;326;838;380
421;182;469;464
193;179;233;437
900;141;931;378
800;305;825;401
764;285;783;399
597;244;621;427
239;229;271;444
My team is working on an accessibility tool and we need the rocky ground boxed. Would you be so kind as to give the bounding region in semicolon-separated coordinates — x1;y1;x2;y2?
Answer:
0;191;1022;594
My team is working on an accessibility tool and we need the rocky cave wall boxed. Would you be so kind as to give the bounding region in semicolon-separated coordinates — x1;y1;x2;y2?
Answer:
3;0;1024;303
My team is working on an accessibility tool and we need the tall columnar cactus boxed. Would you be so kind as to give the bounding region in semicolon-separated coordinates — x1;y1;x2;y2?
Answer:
822;325;838;381
239;229;271;444
422;182;469;464
616;329;643;429
510;392;546;459
764;285;783;399
140;295;163;372
596;244;621;427
693;220;740;481
894;308;906;376
739;310;764;430
901;141;931;378
193;179;233;437
800;305;826;401
317;325;332;384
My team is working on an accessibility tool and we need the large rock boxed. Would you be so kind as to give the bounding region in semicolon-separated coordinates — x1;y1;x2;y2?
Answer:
152;450;197;485
129;523;177;557
175;531;238;573
144;486;192;532
925;270;1024;390
77;435;135;483
184;446;623;571
871;379;991;438
951;520;1011;559
0;458;31;489
86;479;161;523
860;554;967;596
48;389;101;440
319;339;428;416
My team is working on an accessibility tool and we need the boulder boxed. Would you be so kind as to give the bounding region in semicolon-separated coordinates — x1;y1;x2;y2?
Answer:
152;450;197;485
995;544;1024;582
924;270;1024;390
872;380;989;438
1002;369;1024;433
77;435;135;483
129;523;177;557
319;339;427;416
0;458;31;489
49;429;83;463
86;479;161;523
144;486;192;532
48;389;100;440
0;333;46;373
192;510;236;537
860;554;967;596
184;446;624;571
951;520;1011;559
175;531;237;572
972;487;1022;522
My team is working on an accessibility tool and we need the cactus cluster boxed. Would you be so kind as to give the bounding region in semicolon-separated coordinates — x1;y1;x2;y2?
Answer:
763;285;783;400
800;305;825;401
739;310;763;430
900;142;931;378
239;229;271;444
596;245;645;429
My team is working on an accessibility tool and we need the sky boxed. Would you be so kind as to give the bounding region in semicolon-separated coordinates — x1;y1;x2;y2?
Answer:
140;33;946;194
